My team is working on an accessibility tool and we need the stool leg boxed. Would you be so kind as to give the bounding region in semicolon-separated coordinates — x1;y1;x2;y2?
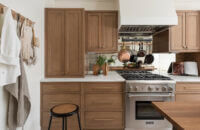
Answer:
65;117;67;130
48;116;52;130
62;117;67;130
77;112;81;130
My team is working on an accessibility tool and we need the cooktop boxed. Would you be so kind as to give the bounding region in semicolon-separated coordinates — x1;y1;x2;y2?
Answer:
116;70;172;80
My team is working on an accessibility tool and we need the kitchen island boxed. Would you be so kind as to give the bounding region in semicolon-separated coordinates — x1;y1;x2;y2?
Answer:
152;102;200;130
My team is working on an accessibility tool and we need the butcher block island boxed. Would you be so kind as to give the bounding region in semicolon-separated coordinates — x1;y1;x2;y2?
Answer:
40;72;125;130
152;102;200;130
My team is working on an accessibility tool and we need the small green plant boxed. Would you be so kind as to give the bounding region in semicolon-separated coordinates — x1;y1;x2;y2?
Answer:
107;57;116;65
96;56;107;67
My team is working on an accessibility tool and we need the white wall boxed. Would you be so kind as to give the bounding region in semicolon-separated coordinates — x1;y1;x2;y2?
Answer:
175;0;200;10
0;0;44;130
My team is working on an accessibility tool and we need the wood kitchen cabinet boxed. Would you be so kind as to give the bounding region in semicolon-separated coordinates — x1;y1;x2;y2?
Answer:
83;82;124;130
40;82;81;130
45;9;85;78
40;82;125;130
169;11;186;51
175;82;200;102
86;11;118;53
153;11;200;53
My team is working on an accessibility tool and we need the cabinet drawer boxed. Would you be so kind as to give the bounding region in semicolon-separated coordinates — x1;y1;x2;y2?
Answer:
176;93;200;102
41;82;81;94
84;82;124;92
41;112;80;130
42;94;80;111
176;83;200;92
85;94;123;111
85;112;123;129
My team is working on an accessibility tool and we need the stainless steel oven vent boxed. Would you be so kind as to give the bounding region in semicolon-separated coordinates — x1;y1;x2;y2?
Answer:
119;25;169;36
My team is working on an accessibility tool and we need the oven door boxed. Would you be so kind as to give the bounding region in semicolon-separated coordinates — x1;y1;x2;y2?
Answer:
125;92;174;130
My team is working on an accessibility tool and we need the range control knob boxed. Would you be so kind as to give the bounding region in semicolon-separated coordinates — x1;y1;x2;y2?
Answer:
148;87;152;91
134;87;138;91
156;87;159;91
162;87;167;91
168;87;173;91
129;86;138;91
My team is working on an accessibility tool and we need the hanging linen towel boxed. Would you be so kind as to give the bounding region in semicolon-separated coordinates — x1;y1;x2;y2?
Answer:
0;7;21;86
4;58;31;130
32;27;40;47
20;20;33;62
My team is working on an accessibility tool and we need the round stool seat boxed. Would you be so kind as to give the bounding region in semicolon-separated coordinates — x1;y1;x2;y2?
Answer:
48;103;81;130
51;104;79;117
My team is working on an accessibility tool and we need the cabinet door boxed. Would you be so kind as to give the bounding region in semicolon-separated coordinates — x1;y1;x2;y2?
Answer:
169;12;186;52
101;12;118;52
65;10;85;77
45;9;65;77
185;11;200;51
86;12;101;52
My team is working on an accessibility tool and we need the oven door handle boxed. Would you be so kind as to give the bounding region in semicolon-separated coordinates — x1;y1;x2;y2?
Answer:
128;93;174;98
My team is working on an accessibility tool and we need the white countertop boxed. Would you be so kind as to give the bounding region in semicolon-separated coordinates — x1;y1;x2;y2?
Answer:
41;71;125;82
153;71;200;83
167;74;200;82
41;71;200;83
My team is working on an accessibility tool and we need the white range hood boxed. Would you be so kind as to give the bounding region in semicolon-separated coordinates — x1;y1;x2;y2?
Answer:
118;0;178;36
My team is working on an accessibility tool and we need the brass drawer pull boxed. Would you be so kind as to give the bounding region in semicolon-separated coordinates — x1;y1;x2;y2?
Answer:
94;118;114;121
92;87;113;90
184;87;200;91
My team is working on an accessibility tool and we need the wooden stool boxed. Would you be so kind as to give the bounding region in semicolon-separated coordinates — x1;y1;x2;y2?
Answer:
48;103;81;130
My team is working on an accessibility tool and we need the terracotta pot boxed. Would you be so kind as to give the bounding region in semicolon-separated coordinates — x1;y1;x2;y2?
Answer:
93;64;100;75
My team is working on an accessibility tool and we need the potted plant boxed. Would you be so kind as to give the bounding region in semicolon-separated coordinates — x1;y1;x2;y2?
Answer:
93;55;117;76
93;56;107;75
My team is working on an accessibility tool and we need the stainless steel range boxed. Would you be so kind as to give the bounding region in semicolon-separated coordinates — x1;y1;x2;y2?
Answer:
117;70;176;130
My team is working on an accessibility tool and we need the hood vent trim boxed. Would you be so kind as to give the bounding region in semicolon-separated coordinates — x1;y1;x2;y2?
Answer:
119;25;169;36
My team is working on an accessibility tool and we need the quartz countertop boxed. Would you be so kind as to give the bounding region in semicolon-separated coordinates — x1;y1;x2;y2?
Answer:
41;71;200;83
153;71;200;82
167;74;200;82
41;71;125;82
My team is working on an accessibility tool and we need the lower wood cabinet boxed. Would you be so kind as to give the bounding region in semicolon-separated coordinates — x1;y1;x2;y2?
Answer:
41;82;81;130
85;112;123;129
176;82;200;102
41;82;125;130
85;93;123;111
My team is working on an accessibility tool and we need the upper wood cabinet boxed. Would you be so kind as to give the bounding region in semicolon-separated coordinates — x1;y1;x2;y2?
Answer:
45;9;85;78
153;11;200;53
86;11;118;53
169;12;186;51
185;12;200;50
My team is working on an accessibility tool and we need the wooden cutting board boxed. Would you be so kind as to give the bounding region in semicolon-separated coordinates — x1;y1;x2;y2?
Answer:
110;66;156;71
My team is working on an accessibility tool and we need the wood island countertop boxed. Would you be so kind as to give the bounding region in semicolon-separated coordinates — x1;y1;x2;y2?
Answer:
152;102;200;130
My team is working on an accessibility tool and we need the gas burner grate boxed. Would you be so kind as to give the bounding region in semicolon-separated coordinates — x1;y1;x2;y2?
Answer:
117;70;172;80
